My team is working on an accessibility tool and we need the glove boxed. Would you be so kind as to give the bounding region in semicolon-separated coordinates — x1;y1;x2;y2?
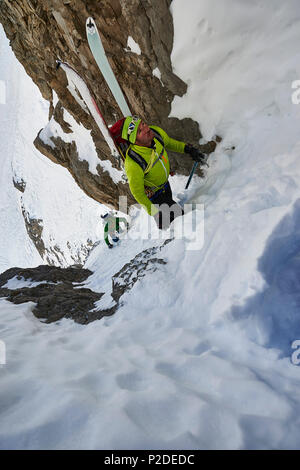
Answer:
184;145;206;164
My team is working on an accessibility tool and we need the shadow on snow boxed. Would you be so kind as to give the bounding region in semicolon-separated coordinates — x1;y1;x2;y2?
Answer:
230;198;300;358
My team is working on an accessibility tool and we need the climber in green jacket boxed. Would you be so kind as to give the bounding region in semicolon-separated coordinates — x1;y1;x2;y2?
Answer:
101;211;129;249
121;116;206;229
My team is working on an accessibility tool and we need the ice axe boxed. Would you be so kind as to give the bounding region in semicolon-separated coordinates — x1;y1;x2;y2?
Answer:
185;154;209;190
184;146;209;190
185;161;199;190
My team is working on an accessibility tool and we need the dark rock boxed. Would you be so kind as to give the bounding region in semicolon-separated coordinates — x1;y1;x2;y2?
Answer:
12;177;26;193
0;265;93;287
0;265;105;324
0;241;171;324
21;205;46;259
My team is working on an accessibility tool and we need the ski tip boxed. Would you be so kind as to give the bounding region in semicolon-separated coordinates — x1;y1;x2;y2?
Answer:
86;17;96;34
55;59;62;70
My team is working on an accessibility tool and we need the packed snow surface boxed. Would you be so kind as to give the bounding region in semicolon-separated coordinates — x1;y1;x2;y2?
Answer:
1;0;300;450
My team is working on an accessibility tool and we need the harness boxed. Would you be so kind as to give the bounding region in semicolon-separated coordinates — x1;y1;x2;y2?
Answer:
149;182;169;201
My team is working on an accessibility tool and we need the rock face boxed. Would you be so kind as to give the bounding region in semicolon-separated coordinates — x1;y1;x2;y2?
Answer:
0;0;216;210
0;241;170;324
0;265;103;324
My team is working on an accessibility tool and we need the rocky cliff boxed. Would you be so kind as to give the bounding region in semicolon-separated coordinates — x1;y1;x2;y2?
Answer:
0;241;170;324
0;0;216;211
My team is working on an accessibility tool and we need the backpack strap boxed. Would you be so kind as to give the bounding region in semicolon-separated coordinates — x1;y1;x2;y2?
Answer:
149;129;165;169
127;148;148;172
151;128;164;148
126;128;165;173
118;142;129;160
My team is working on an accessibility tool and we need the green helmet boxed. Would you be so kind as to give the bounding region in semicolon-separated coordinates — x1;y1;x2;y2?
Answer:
121;116;141;144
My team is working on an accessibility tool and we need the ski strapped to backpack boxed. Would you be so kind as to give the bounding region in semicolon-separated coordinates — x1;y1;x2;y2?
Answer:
85;17;160;173
85;17;170;175
55;61;155;175
57;18;172;178
86;17;131;117
56;59;121;161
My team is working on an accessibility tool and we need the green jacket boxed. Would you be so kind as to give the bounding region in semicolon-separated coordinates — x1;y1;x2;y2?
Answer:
124;125;186;215
103;216;128;247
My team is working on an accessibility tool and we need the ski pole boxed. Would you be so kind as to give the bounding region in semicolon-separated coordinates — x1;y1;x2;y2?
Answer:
185;161;199;190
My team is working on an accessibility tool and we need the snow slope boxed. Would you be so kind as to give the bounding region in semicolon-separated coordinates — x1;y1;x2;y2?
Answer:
1;0;300;450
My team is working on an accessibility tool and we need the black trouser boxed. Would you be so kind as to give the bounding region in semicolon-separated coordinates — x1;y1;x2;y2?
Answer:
150;182;184;229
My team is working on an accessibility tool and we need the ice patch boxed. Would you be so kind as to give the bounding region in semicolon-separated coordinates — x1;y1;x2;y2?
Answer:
152;67;164;87
126;36;141;55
